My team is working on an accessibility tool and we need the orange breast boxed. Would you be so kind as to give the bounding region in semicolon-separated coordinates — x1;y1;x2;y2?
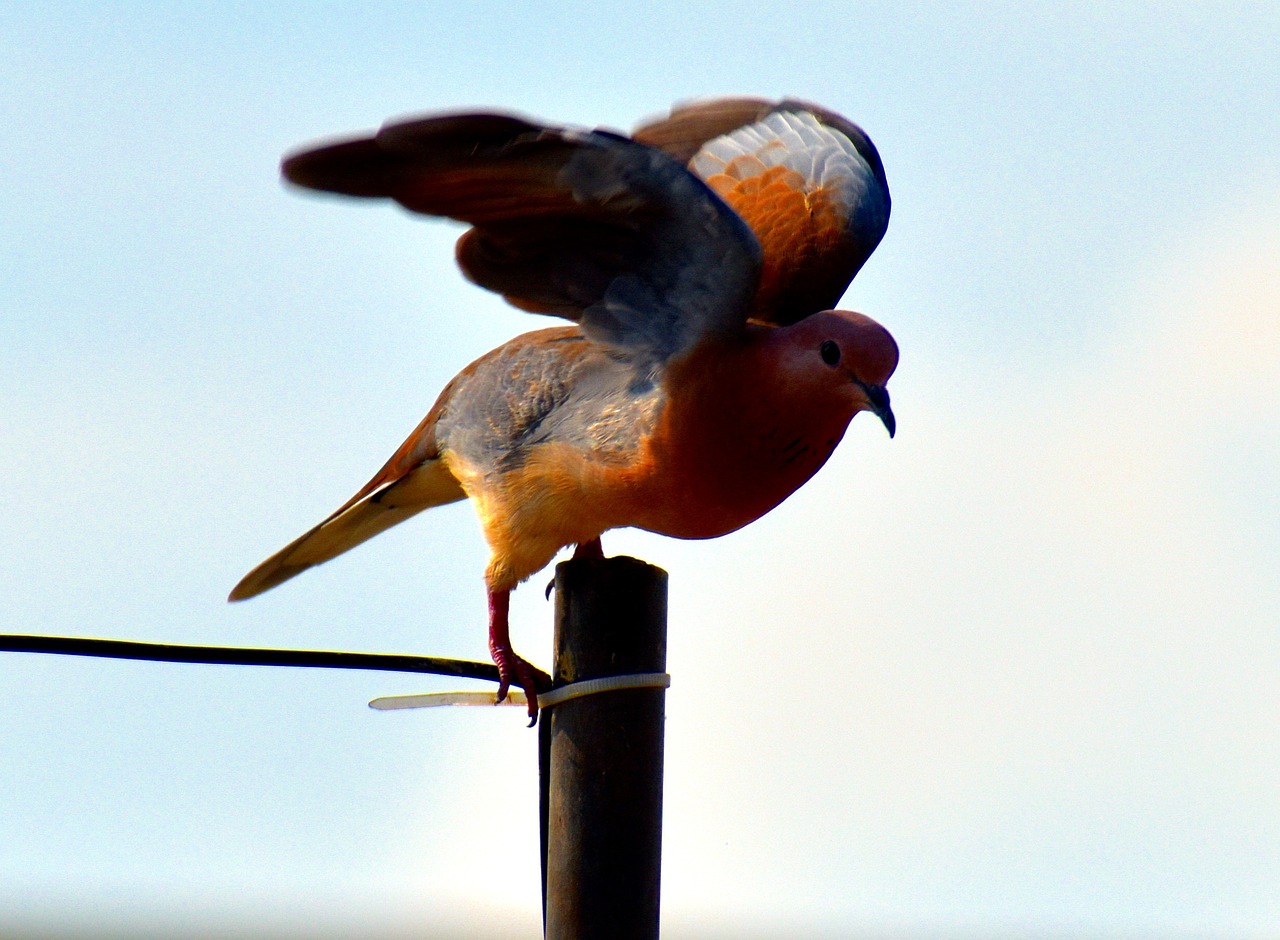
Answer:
451;436;660;591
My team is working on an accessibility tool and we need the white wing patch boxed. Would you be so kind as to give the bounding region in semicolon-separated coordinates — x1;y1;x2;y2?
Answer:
691;110;872;217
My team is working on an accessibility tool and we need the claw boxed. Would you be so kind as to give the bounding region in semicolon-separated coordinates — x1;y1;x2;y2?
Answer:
492;647;550;725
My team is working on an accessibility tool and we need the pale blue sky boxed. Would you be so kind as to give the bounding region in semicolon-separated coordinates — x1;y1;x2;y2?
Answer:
3;3;1278;937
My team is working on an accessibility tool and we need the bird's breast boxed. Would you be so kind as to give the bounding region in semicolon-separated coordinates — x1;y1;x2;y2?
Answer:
622;349;852;540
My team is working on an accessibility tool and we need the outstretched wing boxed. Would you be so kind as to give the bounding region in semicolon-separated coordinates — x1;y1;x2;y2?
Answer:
634;97;891;325
283;112;762;368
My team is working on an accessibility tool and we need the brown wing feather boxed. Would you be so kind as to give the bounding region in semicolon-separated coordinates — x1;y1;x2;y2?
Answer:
282;110;762;366
706;165;866;324
631;97;776;163
283;114;654;319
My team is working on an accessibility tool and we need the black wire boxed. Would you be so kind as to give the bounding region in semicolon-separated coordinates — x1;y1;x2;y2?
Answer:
0;634;501;684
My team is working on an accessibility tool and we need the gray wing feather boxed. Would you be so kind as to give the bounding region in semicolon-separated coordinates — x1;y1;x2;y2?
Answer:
436;331;662;476
558;136;761;366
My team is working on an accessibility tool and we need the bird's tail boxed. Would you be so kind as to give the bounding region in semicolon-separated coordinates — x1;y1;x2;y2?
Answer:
228;458;465;601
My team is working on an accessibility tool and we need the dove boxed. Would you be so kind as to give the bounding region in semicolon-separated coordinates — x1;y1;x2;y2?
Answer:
230;98;897;719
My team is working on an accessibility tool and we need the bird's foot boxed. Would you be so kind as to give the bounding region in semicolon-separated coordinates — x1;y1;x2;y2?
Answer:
488;587;550;725
492;647;552;725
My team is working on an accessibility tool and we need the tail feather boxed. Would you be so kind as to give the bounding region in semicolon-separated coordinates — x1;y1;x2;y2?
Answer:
229;458;465;602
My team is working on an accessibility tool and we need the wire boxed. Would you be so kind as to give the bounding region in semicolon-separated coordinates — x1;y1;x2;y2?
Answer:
0;634;501;684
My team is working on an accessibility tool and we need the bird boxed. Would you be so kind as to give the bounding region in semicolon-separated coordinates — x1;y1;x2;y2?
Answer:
229;97;898;720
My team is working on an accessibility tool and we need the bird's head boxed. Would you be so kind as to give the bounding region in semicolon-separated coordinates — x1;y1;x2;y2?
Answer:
768;309;898;437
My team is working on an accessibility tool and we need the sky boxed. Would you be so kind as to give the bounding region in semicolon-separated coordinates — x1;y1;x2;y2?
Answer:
2;2;1278;937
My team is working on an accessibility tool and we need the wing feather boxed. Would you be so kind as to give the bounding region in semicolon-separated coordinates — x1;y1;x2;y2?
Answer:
635;97;891;324
282;112;762;368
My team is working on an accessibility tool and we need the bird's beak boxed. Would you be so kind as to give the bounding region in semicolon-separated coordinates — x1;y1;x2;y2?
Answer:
860;382;895;438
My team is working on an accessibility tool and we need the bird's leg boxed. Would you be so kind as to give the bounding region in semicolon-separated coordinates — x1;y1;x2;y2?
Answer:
544;537;606;599
487;587;551;724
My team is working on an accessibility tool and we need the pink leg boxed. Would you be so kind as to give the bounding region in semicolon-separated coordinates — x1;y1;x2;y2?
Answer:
487;588;551;724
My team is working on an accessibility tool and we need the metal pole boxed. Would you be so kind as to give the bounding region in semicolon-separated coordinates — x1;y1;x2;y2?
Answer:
543;555;668;940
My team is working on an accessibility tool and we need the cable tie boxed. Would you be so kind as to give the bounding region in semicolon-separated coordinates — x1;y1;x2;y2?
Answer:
536;672;670;708
368;672;671;712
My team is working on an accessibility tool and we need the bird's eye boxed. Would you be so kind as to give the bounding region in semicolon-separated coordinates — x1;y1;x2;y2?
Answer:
819;340;841;367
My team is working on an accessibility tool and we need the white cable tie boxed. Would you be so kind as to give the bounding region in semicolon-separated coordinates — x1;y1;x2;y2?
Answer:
368;672;670;712
369;690;528;710
536;672;671;708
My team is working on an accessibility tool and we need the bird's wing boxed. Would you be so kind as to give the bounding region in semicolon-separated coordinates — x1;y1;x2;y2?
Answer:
633;97;891;325
283;111;762;369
